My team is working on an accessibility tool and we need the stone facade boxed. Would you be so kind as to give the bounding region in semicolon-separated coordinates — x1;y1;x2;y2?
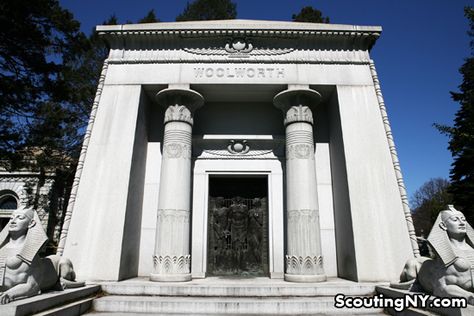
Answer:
62;20;416;283
0;170;60;245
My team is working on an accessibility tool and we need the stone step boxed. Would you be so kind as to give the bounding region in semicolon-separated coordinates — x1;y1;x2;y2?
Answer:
100;277;379;297
91;295;385;315
34;296;95;316
0;285;100;316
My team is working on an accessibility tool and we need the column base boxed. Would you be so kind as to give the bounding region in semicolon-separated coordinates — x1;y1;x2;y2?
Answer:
284;273;327;283
150;273;192;282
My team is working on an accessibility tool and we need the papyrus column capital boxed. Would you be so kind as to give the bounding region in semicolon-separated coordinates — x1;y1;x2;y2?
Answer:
273;86;321;126
156;87;204;125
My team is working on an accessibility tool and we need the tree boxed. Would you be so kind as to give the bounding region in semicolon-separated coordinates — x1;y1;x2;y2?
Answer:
138;9;160;23
410;178;453;237
176;0;237;21
436;7;474;223
292;6;330;23
0;0;83;169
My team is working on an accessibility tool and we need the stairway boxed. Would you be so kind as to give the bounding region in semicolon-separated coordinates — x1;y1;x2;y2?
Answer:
86;277;387;315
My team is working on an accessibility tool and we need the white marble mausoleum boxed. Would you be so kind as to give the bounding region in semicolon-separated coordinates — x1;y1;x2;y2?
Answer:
60;20;418;284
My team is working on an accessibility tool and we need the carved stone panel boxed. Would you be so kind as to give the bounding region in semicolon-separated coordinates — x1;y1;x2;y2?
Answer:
207;196;268;276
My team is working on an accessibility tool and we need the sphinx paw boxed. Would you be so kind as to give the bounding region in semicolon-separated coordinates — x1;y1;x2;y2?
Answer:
0;293;11;304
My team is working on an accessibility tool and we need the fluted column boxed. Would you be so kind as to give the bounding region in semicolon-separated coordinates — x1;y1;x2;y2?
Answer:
273;87;326;283
150;87;204;282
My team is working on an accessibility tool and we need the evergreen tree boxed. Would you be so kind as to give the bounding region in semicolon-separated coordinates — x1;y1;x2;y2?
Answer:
410;178;453;237
0;0;83;169
437;7;474;222
176;0;237;21
292;6;330;23
138;9;160;23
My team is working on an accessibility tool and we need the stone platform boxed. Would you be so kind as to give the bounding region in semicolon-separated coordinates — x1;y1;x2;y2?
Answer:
87;277;386;315
0;285;100;316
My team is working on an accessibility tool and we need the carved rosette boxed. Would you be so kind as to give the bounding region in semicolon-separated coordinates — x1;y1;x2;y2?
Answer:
285;255;324;275
153;255;191;274
284;105;314;126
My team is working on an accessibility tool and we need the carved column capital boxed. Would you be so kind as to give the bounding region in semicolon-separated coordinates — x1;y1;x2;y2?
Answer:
273;88;321;126
284;105;313;125
156;87;204;125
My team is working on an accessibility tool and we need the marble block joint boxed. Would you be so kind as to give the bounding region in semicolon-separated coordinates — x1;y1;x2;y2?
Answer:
150;87;204;282
274;87;327;283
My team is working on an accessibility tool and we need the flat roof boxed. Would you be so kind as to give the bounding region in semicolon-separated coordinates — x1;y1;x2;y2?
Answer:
97;19;382;34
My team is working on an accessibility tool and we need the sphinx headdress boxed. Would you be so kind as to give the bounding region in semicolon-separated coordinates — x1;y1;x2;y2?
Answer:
427;205;474;266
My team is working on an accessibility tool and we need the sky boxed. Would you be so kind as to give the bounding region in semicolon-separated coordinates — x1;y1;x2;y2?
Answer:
59;0;472;200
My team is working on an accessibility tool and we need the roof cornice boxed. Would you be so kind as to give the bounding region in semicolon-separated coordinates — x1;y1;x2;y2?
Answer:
96;19;381;42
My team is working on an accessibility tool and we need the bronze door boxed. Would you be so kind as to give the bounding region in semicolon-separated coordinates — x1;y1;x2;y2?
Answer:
208;196;268;276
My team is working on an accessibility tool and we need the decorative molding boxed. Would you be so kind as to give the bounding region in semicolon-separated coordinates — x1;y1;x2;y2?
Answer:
286;144;314;160
157;209;190;224
57;59;109;255
164;104;193;125
152;255;191;274
285;255;324;275
225;38;253;54
183;38;296;58
98;27;380;43
107;58;371;66
284;105;313;125
227;140;250;154
163;143;191;159
200;149;277;159
287;209;318;223
369;60;420;258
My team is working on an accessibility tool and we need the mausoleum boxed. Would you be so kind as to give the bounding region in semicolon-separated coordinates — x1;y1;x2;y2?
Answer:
60;20;418;285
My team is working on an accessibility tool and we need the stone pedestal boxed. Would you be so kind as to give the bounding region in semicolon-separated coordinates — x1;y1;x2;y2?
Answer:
150;87;204;282
274;87;326;283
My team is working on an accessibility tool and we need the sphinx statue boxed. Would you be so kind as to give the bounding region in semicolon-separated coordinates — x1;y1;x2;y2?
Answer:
0;207;83;304
394;205;474;304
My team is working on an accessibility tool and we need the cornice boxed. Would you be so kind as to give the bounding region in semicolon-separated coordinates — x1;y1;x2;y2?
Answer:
97;19;381;51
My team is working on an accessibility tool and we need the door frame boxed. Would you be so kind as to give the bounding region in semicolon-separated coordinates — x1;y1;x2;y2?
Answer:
191;159;284;279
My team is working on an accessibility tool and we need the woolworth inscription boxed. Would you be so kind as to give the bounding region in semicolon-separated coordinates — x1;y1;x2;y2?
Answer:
194;67;285;79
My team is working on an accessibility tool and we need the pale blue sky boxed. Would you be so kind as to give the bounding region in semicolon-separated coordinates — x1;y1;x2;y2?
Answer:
59;0;472;200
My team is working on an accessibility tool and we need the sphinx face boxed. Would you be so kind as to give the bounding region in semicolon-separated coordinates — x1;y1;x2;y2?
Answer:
444;213;467;236
9;211;32;235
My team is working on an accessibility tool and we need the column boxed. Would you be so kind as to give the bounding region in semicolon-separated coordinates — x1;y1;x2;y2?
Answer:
273;86;327;283
150;86;204;282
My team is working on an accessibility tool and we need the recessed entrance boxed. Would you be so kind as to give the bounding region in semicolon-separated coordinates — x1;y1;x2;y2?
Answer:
207;176;268;277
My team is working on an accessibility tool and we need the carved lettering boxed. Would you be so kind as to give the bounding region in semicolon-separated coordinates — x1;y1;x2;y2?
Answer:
194;68;204;78
205;68;214;77
216;68;225;77
193;67;285;79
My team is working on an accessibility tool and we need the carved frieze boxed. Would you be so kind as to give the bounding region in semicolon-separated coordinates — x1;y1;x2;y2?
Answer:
183;37;295;58
285;255;324;275
153;255;191;274
285;144;315;160
163;143;191;159
287;209;318;223
157;209;190;224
